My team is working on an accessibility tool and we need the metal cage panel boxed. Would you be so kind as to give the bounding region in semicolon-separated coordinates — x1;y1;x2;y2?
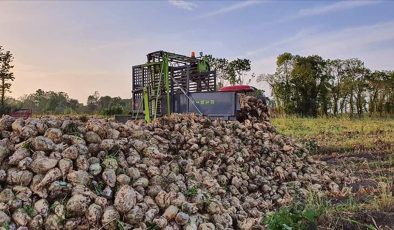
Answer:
131;51;217;119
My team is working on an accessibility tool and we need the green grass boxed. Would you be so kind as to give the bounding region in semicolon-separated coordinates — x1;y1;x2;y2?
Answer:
1;222;10;230
265;186;393;230
146;222;160;230
270;115;394;229
272;116;394;152
21;141;33;153
340;218;377;230
265;191;327;230
183;186;198;198
23;205;35;217
117;220;126;230
62;123;82;137
93;181;105;196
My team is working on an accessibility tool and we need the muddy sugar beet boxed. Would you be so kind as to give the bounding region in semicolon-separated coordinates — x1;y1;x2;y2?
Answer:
0;96;352;229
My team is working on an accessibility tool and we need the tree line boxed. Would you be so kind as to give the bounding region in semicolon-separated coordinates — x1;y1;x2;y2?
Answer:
259;53;394;117
4;90;131;115
0;45;131;115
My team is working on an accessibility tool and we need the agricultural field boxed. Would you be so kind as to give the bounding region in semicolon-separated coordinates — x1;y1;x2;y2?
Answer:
272;116;394;229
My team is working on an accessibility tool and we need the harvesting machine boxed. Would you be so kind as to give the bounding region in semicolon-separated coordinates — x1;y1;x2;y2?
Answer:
115;51;259;123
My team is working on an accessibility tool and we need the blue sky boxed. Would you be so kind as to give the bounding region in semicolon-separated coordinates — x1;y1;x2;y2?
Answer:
1;0;394;102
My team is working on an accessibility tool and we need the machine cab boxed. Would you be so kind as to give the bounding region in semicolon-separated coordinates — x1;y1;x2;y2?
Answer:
219;85;258;96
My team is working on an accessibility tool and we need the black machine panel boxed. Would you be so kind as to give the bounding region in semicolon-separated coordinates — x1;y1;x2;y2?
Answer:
172;92;240;120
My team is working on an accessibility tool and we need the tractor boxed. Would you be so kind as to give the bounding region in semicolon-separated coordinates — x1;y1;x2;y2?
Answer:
115;51;261;123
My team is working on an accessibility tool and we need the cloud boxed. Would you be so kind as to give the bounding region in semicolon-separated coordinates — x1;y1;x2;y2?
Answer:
297;21;394;58
258;1;382;29
245;29;313;57
250;20;394;75
298;0;380;17
250;20;394;95
168;0;197;11
201;0;262;18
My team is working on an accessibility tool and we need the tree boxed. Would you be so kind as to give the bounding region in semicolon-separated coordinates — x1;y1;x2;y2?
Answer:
326;59;346;115
87;91;100;112
226;59;251;85
85;92;132;115
0;46;15;107
290;55;328;116
341;59;369;116
275;52;295;114
205;55;228;81
261;53;329;116
366;70;394;115
206;55;251;86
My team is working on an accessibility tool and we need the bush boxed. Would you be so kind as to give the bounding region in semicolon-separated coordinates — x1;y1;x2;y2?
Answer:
265;191;326;230
101;106;123;116
0;105;13;116
265;206;324;230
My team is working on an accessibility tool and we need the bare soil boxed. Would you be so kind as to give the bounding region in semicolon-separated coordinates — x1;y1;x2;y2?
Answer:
317;145;394;230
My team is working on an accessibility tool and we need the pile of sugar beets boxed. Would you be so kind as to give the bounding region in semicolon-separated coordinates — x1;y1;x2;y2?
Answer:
0;95;352;230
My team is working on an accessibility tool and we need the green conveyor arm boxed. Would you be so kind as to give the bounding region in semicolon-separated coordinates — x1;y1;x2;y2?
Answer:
143;87;150;123
163;54;170;115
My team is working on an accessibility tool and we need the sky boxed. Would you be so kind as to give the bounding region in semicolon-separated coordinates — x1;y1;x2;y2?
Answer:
1;0;394;103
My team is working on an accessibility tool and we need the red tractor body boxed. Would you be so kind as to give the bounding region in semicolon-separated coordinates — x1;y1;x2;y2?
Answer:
219;85;257;94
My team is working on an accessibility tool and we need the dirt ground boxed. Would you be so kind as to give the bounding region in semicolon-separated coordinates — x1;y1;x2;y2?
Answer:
272;117;394;229
317;146;394;229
